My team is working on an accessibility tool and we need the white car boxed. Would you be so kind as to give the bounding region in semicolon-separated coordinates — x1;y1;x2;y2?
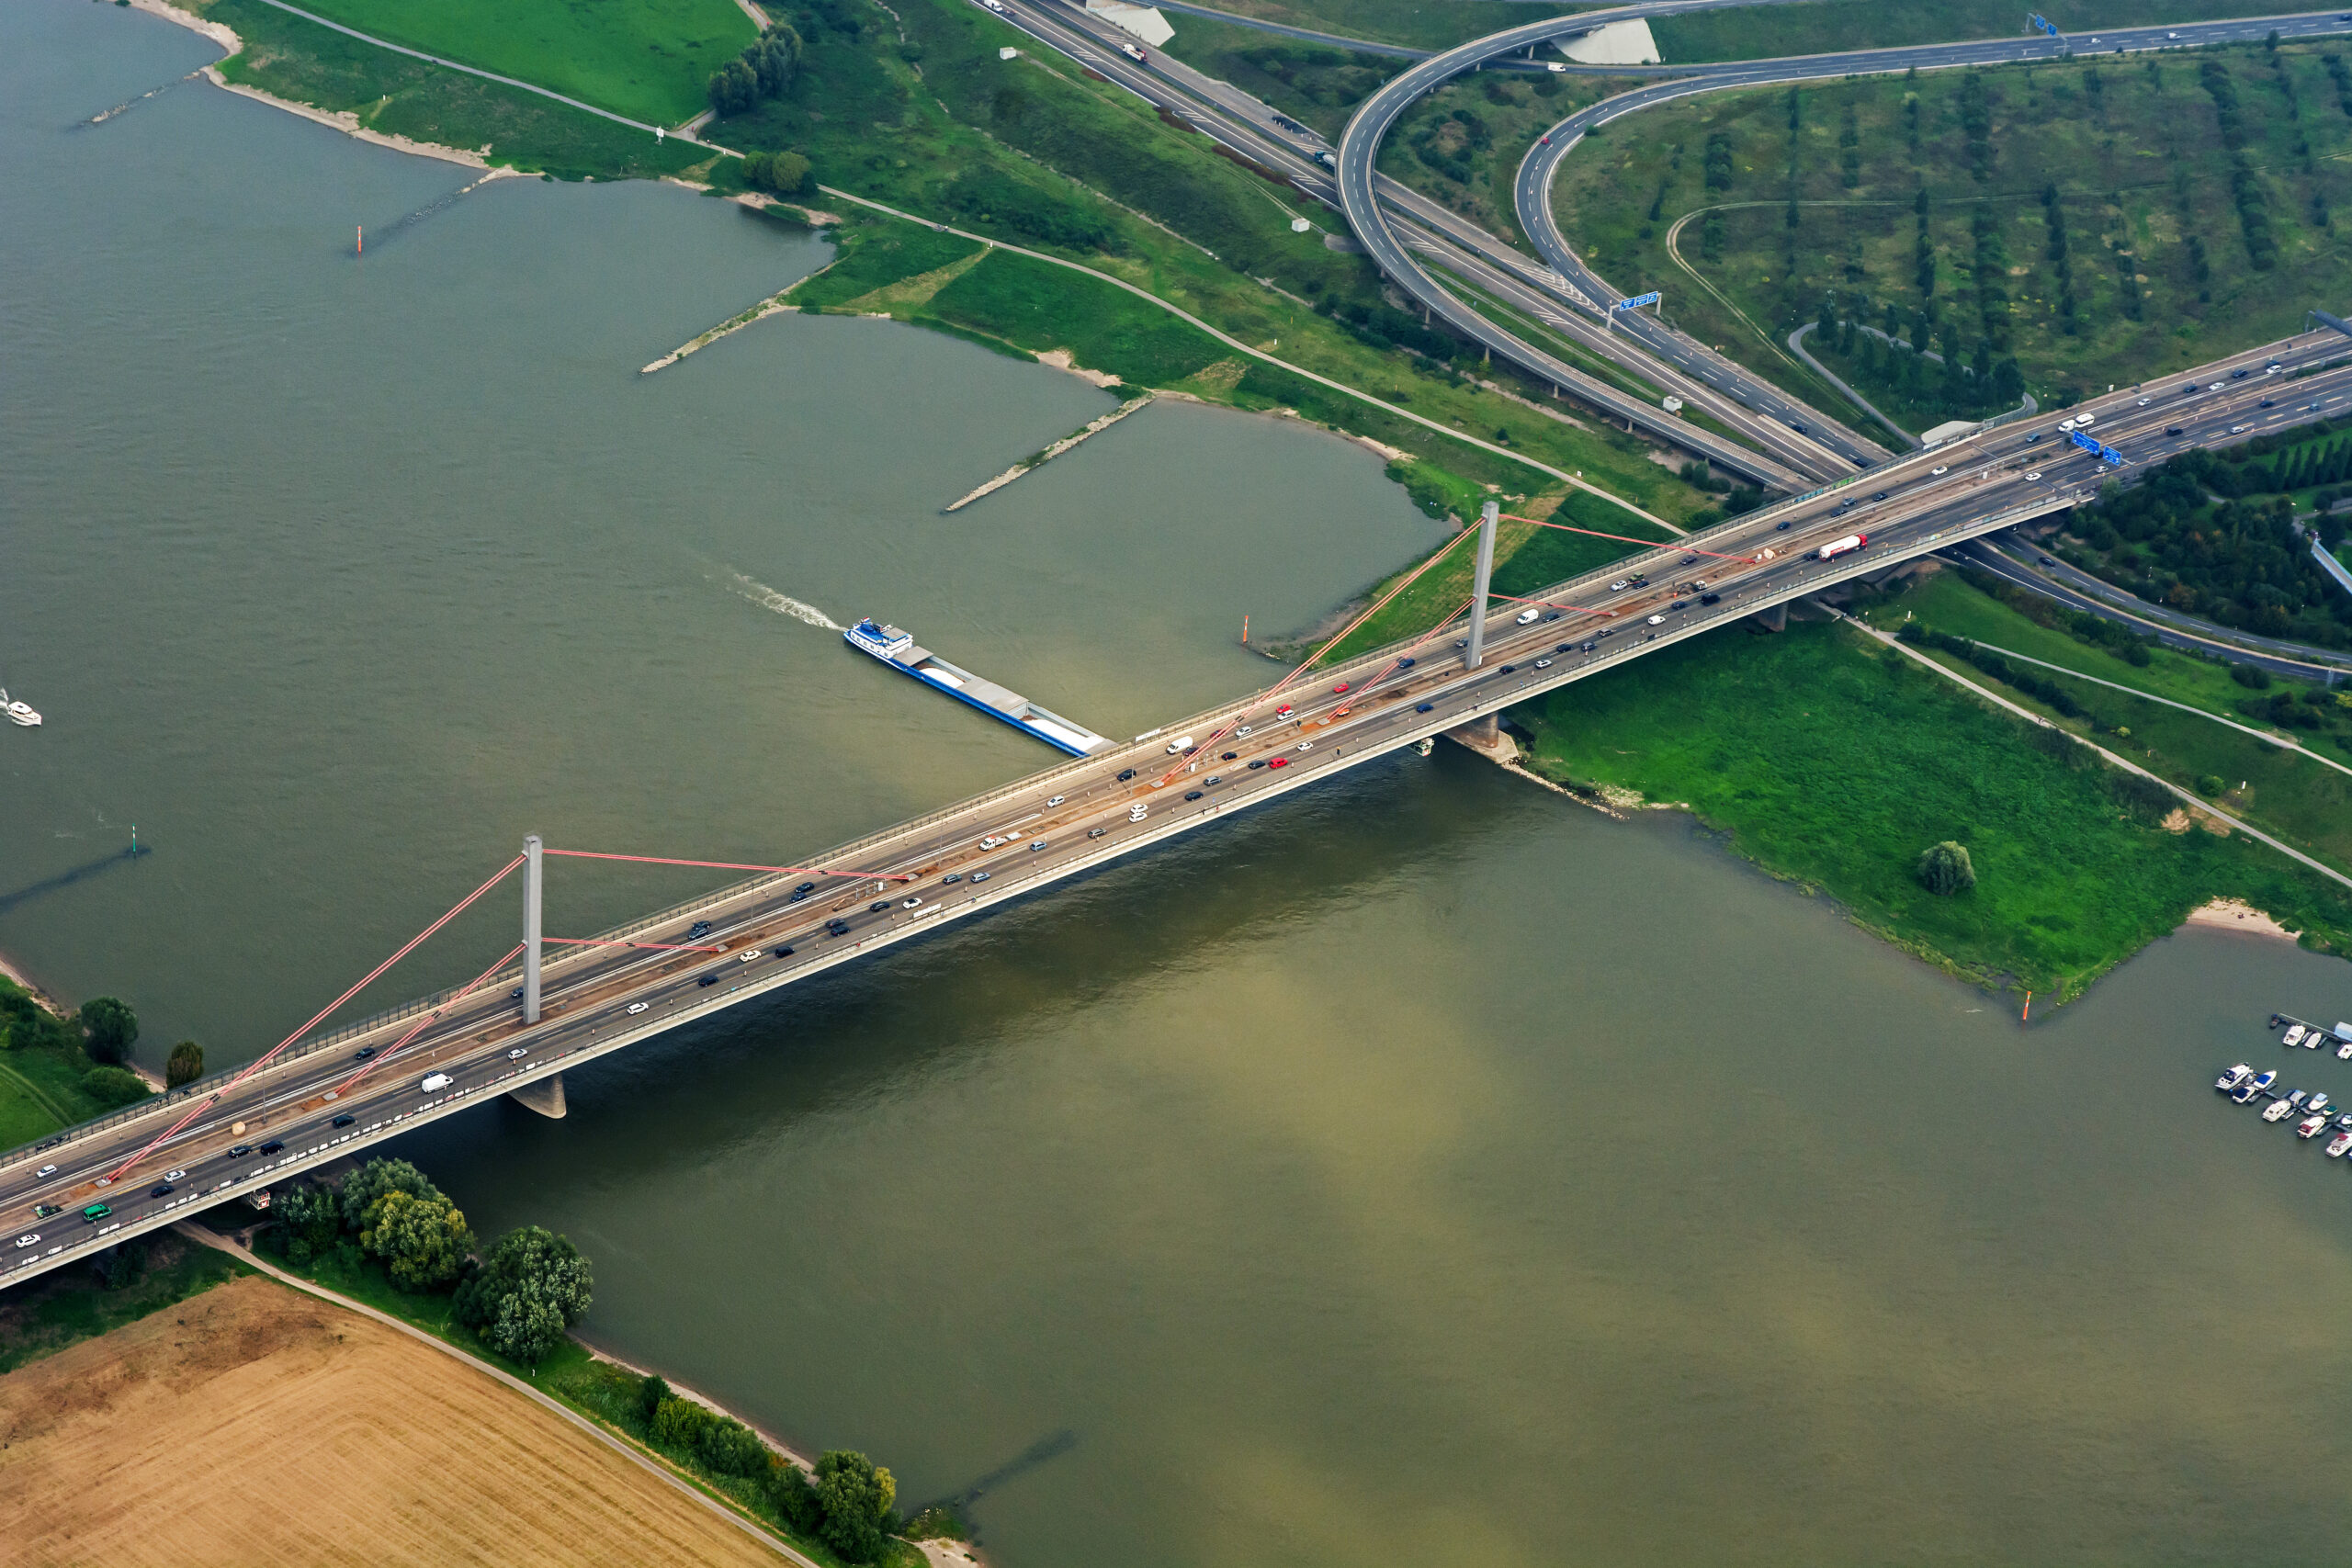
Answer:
34;1165;55;1179
626;1000;650;1016
507;1046;529;1060
738;949;761;962
1930;465;1949;476
164;1168;186;1182
1046;795;1065;807
2024;471;2041;481
1609;580;1629;592
983;0;1005;10
1295;740;1312;751
1646;614;1667;626
2136;397;2151;406
1128;803;1148;822
1534;658;1553;669
14;1235;37;1249
902;896;923;908
1120;40;1146;62
1235;725;1253;738
2231;423;2250;434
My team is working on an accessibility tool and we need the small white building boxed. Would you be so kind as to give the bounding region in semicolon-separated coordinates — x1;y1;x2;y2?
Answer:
1085;0;1173;47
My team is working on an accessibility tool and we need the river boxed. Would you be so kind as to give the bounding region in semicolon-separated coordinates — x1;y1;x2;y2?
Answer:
10;4;2352;1563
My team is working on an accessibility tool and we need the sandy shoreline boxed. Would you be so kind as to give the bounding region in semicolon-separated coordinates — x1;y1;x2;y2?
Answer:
0;950;62;1017
2181;897;2302;942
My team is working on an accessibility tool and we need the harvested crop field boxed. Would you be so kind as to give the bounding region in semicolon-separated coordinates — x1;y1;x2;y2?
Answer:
0;1272;786;1567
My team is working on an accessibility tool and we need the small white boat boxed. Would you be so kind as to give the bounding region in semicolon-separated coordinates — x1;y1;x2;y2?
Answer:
2312;1094;2335;1117
2217;1064;2254;1091
2337;1036;2352;1061
0;688;38;728
2285;1023;2308;1047
2300;1113;2330;1139
2264;1098;2297;1122
2330;1131;2352;1158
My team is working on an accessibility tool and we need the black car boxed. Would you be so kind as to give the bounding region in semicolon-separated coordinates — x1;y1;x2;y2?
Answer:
1088;827;1108;838
1222;751;1238;761
1544;611;1562;622
1116;768;1136;783
509;988;524;1002
1680;555;1700;565
1580;641;1597;653
827;919;852;936
2184;383;2199;394
1185;790;1204;801
2261;398;2276;408
227;1144;252;1158
1871;491;1888;502
1668;600;1688;611
2232;367;2250;379
354;1045;376;1060
151;1183;175;1198
1398;657;1416;669
1776;520;1792;531
697;973;719;987
2165;424;2186;435
686;920;712;940
1790;421;1809;434
1556;642;1576;653
789;882;815;902
1248;758;1270;769
1500;663;1517;673
258;1139;285;1155
869;900;892;913
2025;433;2042;444
1700;592;1721;605
1416;702;1434;713
332;1114;356;1128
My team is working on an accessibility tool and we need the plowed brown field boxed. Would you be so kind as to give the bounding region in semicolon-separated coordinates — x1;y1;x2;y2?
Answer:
0;1273;785;1567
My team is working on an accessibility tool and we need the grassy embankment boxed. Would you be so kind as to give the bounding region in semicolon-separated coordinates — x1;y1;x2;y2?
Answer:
1869;569;2352;866
0;976;153;1148
245;1229;924;1565
0;1228;250;1375
1649;0;2346;63
1550;39;2352;436
1510;596;2352;1003
257;0;757;126
181;0;1724;545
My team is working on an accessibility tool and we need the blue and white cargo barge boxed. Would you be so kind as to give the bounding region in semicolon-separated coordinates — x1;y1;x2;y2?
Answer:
845;618;1114;757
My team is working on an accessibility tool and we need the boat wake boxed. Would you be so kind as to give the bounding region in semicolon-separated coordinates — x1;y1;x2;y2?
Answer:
722;570;842;631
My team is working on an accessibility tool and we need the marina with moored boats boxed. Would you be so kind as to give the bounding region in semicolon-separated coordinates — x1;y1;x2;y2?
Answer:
2215;1015;2352;1159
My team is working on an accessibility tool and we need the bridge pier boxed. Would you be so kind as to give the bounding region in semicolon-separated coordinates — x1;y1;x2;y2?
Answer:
509;1071;566;1120
523;833;543;1025
1445;711;1505;752
1749;602;1788;633
1464;499;1499;671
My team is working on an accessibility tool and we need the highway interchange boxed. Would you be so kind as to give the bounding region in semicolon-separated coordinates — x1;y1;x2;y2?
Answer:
8;3;2352;1288
9;325;2350;1286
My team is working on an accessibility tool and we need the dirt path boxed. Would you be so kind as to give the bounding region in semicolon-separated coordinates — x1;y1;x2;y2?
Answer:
0;1269;798;1567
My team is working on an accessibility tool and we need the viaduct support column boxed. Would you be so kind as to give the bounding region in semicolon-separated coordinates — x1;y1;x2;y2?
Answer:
523;833;543;1025
1464;500;1499;671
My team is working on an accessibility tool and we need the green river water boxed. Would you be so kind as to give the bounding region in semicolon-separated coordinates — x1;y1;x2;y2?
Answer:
9;5;2352;1562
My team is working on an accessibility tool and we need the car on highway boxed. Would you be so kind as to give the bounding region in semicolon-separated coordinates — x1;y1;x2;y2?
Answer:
869;899;892;912
1295;739;1313;750
1514;607;1540;625
2137;396;2151;406
2165;425;2185;435
151;1183;174;1197
2183;382;2199;394
902;896;923;908
2260;398;2276;408
1269;756;1290;769
1204;775;1221;786
1222;751;1238;761
1416;702;1434;713
1776;521;1792;531
2024;471;2041;481
1397;657;1416;670
1029;839;1047;852
1120;40;1147;62
32;1204;60;1219
627;1000;650;1014
507;1046;529;1061
34;1164;56;1179
1534;658;1553;669
698;973;719;987
774;945;796;957
1700;592;1721;605
82;1203;111;1224
1116;768;1136;782
1646;614;1667;626
164;1168;186;1181
1871;491;1887;502
227;1145;251;1158
1930;465;1949;476
1499;664;1515;674
1249;757;1269;768
2232;368;2250;379
944;873;962;884
791;882;816;901
971;871;991;883
739;948;762;962
1236;725;1253;737
983;0;1005;9
1580;641;1597;652
1088;827;1107;838
259;1139;284;1155
355;1045;377;1060
686;921;712;940
1185;790;1204;801
1046;795;1065;807
1276;705;1295;718
14;1235;37;1249
1609;579;1629;592
1332;682;1351;694
2231;423;2251;434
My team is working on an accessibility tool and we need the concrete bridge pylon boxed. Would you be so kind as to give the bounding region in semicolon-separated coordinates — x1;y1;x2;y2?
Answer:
523;834;543;1025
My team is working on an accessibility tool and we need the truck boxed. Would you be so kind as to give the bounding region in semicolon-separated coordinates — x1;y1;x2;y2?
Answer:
420;1072;454;1093
1816;533;1867;561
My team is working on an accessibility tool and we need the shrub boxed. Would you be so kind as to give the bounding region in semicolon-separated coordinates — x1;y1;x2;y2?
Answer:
815;1450;896;1562
2196;774;2227;796
744;149;813;196
700;1417;771;1478
639;1373;672;1420
651;1394;713;1450
164;1040;204;1089
79;996;137;1065
80;1066;151;1110
1916;840;1976;896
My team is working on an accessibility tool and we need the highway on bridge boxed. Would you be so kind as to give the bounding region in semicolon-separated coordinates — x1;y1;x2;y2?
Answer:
7;327;2348;1288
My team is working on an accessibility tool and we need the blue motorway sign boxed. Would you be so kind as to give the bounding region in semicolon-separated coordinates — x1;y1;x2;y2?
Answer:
2027;12;2061;37
2068;428;2125;466
1611;290;1662;312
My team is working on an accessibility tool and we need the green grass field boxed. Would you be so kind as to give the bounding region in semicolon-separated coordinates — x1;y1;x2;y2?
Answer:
1552;39;2352;435
201;0;723;179
1512;614;2352;1000
267;0;757;126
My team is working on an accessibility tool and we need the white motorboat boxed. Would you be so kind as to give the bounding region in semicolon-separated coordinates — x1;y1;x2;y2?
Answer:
2252;1069;2279;1092
2263;1098;2297;1122
2329;1131;2352;1158
2300;1113;2330;1139
2285;1023;2308;1047
2217;1064;2254;1091
2312;1094;2334;1117
0;688;38;728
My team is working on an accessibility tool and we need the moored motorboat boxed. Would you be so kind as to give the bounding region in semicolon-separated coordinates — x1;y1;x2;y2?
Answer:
2285;1023;2309;1047
2329;1130;2352;1158
0;687;38;728
2300;1113;2330;1139
2234;1080;2265;1103
2218;1064;2254;1092
2264;1097;2297;1122
2252;1069;2278;1093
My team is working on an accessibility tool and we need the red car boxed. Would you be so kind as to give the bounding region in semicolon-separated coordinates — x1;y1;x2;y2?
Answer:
1275;704;1295;718
1331;682;1350;694
1269;756;1290;769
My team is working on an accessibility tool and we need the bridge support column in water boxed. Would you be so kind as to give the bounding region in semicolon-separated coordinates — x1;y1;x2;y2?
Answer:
523;833;543;1025
509;1071;566;1119
1464;499;1499;671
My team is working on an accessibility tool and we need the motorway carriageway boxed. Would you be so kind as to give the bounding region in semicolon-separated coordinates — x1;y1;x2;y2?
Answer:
6;332;2351;1286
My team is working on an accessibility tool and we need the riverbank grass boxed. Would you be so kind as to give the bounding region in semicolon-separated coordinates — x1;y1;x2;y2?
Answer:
1511;615;2352;1001
0;1229;249;1375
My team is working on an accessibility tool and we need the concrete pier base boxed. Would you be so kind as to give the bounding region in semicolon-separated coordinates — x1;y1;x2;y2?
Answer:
1445;712;1510;757
509;1072;566;1120
1749;602;1788;633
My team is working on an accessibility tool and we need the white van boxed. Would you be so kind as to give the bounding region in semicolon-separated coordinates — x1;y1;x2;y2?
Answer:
1128;803;1148;822
1165;735;1193;754
1515;607;1541;625
420;1072;453;1093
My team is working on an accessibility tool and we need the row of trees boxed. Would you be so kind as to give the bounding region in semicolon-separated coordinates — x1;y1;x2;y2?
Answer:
273;1157;590;1364
708;24;804;118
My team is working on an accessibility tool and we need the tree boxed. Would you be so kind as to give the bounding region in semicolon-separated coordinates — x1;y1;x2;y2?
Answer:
652;1395;713;1450
79;996;137;1066
814;1450;897;1562
745;150;812;197
708;58;759;116
1916;840;1976;896
359;1187;472;1291
165;1039;204;1089
639;1373;673;1420
275;1179;344;1262
340;1156;442;1231
81;1066;152;1110
701;1417;770;1478
770;1459;823;1532
450;1224;593;1365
